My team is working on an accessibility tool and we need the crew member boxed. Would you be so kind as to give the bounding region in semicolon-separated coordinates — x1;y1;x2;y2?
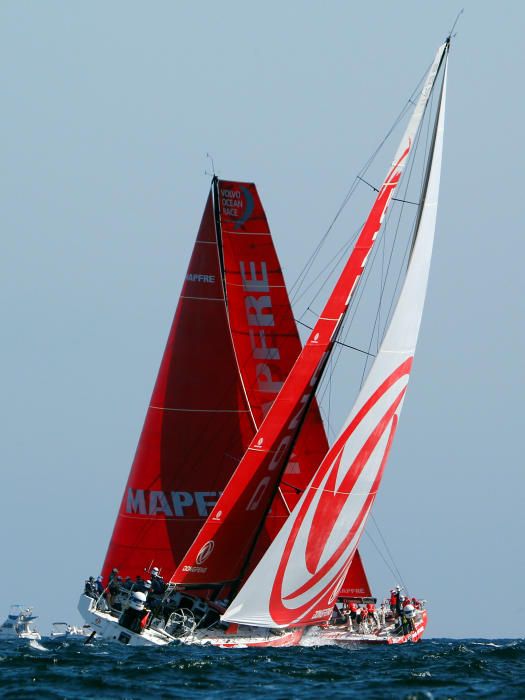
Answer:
389;589;397;615
84;577;97;599
367;602;378;630
395;586;403;618
107;568;120;609
119;592;149;634
348;602;358;630
150;567;166;595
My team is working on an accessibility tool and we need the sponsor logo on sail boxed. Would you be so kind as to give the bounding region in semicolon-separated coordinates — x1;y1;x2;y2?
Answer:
268;358;413;627
186;273;216;283
196;541;215;565
220;185;254;229
125;489;219;518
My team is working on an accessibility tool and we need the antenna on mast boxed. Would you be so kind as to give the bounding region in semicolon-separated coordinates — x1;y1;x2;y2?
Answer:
447;8;464;40
205;152;217;178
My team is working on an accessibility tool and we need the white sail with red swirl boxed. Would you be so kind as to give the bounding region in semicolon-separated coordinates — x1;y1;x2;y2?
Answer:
170;40;447;591
223;47;448;628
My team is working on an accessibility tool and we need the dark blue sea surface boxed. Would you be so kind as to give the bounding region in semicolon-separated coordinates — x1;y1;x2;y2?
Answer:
0;638;523;699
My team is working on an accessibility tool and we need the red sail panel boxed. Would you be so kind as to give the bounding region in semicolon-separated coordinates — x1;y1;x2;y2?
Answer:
338;550;371;598
171;147;413;588
217;179;329;556
101;193;254;581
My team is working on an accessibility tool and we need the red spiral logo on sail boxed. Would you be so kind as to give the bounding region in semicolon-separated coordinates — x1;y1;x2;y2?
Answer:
268;357;413;626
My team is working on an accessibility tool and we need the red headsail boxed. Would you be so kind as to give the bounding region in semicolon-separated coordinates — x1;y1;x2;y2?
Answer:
102;180;329;582
217;180;329;562
338;550;372;598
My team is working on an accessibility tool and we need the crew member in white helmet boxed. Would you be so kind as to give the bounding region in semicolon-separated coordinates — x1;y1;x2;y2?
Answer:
119;592;149;633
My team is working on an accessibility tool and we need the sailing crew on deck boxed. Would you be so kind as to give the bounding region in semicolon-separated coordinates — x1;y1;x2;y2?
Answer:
347;602;358;630
150;567;166;595
367;602;379;630
389;589;397;614
133;575;146;592
119;592;149;634
84;577;97;599
379;602;387;626
107;568;120;608
394;586;403;618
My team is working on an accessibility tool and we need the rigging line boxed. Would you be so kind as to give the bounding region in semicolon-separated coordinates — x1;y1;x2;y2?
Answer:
376;146;421;350
358;208;413;387
392;197;420;206
295;319;375;357
279;480;303;494
358;178;420;207
330;183;399;357
327;352;333;440
380;70;443;342
362;529;400;584
370;513;409;593
318;402;337;443
448;8;464;38
357;91;430;386
314;202;393;409
357;176;379;192
289;64;432;305
295;225;362;316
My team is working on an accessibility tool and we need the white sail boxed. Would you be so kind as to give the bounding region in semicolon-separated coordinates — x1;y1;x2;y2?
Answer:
223;52;449;629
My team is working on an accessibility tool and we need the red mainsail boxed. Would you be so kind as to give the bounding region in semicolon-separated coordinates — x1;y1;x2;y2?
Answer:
101;193;254;580
217;179;329;561
102;179;329;582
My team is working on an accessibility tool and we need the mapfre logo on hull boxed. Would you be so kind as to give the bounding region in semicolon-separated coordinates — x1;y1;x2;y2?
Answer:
268;358;413;627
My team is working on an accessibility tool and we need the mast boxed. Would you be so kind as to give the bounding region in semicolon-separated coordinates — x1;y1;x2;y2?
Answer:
170;41;448;591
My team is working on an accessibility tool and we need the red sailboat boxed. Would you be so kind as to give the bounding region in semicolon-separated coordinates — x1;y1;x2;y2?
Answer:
79;37;450;647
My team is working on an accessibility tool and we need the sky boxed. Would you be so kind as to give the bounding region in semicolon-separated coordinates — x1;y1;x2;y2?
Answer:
1;1;523;638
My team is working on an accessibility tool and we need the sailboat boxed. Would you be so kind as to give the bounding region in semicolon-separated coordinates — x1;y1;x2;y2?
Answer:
79;36;450;647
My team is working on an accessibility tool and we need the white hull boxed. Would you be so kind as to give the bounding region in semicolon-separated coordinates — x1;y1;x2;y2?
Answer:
309;610;428;646
78;594;426;648
78;595;175;646
0;628;41;641
50;622;94;639
0;606;41;641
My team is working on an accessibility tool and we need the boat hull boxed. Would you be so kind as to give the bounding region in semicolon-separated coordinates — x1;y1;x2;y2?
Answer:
78;595;174;646
311;610;428;646
78;594;426;648
182;627;304;648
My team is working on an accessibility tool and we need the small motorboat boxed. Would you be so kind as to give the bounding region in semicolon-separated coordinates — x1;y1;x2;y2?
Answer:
0;605;41;641
50;622;94;639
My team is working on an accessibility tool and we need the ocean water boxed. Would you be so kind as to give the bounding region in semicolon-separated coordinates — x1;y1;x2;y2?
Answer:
0;638;523;699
